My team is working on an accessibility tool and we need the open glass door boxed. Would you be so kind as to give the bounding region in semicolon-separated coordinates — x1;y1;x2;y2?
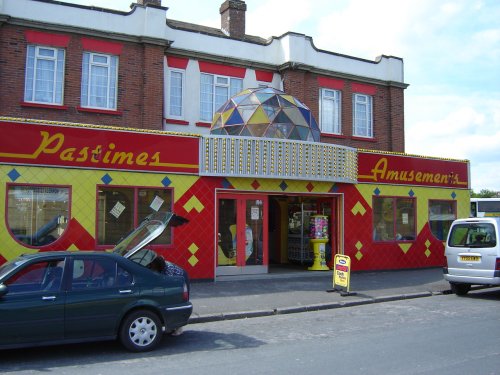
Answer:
217;194;268;276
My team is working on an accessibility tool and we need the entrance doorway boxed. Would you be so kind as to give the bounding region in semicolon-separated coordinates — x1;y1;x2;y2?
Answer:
268;195;340;268
216;194;268;276
216;193;340;276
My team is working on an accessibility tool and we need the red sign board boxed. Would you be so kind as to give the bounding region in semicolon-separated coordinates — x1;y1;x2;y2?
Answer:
358;150;469;189
0;120;199;174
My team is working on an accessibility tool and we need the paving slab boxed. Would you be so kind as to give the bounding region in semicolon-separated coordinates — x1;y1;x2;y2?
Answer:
188;267;450;323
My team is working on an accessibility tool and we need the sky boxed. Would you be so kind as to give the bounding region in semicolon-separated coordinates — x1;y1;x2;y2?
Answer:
66;0;500;193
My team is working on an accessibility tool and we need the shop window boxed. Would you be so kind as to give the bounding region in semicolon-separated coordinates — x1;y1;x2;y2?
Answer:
429;200;456;240
24;45;65;105
353;93;373;138
168;69;184;118
373;197;415;241
81;52;118;110
96;187;172;246
200;73;243;122
7;185;70;247
320;88;341;134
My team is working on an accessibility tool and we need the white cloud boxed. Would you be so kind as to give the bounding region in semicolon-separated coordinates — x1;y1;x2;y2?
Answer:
406;93;500;190
313;0;436;60
246;0;315;38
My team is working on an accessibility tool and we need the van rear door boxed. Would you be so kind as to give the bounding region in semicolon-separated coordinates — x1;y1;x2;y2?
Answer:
446;220;498;278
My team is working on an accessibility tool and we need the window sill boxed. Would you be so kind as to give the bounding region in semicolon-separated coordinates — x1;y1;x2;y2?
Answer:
21;101;68;110
165;118;189;125
77;106;123;115
195;122;212;128
351;136;376;142
321;133;348;139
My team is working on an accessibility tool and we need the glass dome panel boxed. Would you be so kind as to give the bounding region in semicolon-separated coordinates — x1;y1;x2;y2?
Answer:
210;87;320;143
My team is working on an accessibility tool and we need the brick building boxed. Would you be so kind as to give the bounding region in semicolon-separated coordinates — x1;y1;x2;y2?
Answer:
0;0;469;280
1;0;407;151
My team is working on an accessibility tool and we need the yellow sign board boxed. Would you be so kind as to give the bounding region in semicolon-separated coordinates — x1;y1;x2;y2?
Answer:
333;254;351;293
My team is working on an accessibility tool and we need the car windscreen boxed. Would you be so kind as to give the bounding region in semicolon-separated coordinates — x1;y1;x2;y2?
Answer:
0;257;28;280
448;223;496;248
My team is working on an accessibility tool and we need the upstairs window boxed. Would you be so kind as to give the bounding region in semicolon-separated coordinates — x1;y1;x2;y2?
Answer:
353;93;373;138
81;52;118;110
168;69;184;118
320;88;341;134
200;74;243;122
24;45;65;105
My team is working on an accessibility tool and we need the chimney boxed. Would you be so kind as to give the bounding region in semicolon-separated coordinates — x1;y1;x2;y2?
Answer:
136;0;162;6
220;0;247;39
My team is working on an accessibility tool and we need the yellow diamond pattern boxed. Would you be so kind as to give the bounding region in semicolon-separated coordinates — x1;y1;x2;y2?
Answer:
351;201;366;216
183;195;204;213
355;250;363;261
188;243;199;255
424;238;432;258
188;255;199;267
399;243;412;254
355;241;363;251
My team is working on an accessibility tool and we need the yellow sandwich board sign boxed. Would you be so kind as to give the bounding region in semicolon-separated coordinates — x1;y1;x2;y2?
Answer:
331;254;355;296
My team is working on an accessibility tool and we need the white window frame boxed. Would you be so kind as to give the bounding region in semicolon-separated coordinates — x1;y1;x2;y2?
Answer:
319;88;341;134
24;45;65;105
81;52;118;110
200;73;243;122
353;93;373;138
168;69;185;119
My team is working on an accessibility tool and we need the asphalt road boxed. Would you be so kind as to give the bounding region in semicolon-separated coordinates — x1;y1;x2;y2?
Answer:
1;288;499;375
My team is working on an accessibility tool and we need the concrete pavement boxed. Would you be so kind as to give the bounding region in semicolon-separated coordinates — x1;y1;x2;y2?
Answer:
188;267;451;324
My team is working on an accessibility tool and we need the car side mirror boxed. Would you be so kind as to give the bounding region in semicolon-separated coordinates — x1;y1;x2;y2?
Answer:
0;284;8;297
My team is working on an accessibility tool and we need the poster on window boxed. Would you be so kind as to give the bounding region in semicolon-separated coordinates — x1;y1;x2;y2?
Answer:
251;206;260;220
402;213;409;225
110;201;126;219
150;196;164;212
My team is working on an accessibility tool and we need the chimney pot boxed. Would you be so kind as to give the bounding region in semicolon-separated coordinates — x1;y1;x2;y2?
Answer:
220;0;247;39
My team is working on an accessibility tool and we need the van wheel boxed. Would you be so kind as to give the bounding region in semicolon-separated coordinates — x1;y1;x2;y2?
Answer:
119;310;162;352
450;283;471;296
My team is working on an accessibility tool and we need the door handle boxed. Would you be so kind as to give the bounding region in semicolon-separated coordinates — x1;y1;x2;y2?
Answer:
119;289;133;294
42;296;56;301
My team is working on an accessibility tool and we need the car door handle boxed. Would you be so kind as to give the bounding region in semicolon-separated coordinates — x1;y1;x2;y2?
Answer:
119;289;133;294
42;296;56;301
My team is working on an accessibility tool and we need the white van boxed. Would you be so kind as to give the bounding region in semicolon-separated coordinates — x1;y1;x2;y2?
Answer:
444;217;500;295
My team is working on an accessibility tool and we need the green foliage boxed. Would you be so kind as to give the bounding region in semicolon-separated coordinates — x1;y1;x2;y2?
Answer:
470;189;500;198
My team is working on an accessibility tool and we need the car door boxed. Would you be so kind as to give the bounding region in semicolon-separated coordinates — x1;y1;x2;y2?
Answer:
64;255;137;340
0;258;65;347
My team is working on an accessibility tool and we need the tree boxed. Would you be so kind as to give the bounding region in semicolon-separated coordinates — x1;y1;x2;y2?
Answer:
471;189;500;198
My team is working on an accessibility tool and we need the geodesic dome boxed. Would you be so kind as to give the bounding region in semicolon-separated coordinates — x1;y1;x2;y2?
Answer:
210;87;321;142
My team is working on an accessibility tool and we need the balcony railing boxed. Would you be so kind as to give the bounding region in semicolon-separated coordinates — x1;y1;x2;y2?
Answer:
200;135;357;183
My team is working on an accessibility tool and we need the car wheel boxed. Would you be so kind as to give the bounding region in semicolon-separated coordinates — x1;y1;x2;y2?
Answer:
450;283;471;296
119;310;163;352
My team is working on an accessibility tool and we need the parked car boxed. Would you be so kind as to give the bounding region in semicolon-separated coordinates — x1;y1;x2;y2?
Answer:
0;212;192;351
444;217;500;295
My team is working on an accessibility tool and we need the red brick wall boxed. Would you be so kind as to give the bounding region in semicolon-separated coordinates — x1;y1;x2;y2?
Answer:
282;69;405;152
0;24;164;130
